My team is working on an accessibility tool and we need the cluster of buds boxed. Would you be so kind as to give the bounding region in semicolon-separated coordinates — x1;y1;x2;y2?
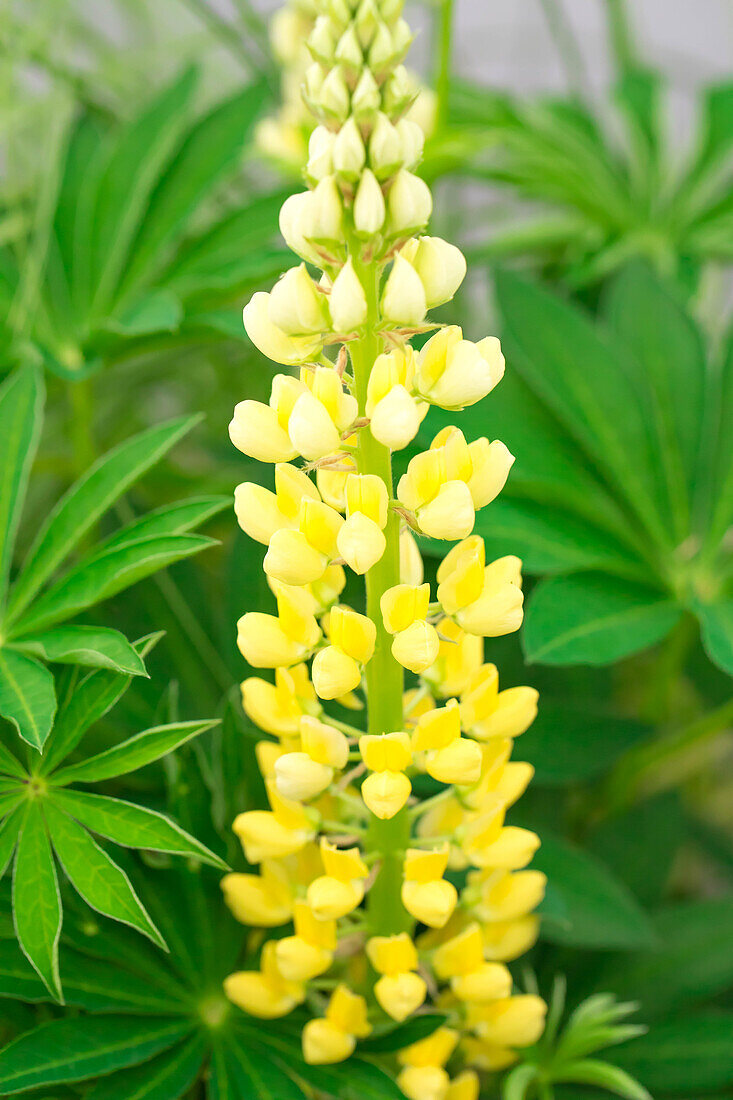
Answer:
257;0;436;173
223;0;547;1093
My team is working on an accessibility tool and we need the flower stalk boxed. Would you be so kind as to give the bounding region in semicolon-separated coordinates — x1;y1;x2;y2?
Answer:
222;0;547;1091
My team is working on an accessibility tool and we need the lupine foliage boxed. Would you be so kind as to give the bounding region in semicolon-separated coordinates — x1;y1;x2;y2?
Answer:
1;0;733;1098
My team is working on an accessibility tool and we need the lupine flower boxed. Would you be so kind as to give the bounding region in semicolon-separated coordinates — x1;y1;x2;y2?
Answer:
223;0;547;1086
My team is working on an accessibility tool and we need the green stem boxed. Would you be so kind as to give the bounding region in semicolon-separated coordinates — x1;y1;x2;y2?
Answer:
538;0;590;101
435;0;454;134
604;0;637;76
69;378;95;479
350;254;411;936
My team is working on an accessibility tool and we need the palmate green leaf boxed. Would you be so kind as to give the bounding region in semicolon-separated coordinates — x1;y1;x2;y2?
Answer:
120;79;267;293
44;802;164;949
0;1014;192;1095
0;739;25;779
601;261;706;540
495;268;670;550
104;288;183;336
12;802;62;1002
532;831;655;950
13;625;147;677
0;806;23;877
89;68;198;315
0;367;44;607
53;789;228;870
40;633;163;775
0;938;181;1014
555;1059;651;1100
523;573;682;666
84;1034;206;1100
599;896;733;1017
5;414;198;625
0;649;57;751
612;1011;733;1091
695;598;733;674
227;1037;309;1100
12;532;215;636
52;719;219;785
100;496;229;550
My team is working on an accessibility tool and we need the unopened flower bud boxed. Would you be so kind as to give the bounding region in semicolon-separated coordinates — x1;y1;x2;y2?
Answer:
369;112;403;179
370;383;424;450
409;237;466;308
308;16;336;63
351;68;381;118
334;25;363;69
353;168;386;236
243;292;323;365
305;176;344;242
318;67;351;122
332;117;366;179
275;752;333;801
269;264;329;335
368;20;395;70
229;400;296;464
381;254;427;325
395;118;424;169
306;126;335;182
387;169;433;234
329;258;368;331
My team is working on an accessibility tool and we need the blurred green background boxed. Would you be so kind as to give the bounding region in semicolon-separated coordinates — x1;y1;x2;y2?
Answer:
1;1;733;1097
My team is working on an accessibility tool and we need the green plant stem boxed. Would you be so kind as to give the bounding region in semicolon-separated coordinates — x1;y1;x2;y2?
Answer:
435;0;455;134
538;0;590;101
604;0;637;76
69;378;95;479
600;694;733;816
350;255;411;936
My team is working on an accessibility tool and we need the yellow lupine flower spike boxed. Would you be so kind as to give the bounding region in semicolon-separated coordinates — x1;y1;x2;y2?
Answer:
225;0;547;1077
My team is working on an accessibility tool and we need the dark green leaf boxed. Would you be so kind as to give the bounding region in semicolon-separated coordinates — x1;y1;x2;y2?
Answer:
0;648;57;751
53;789;228;870
616;68;662;160
121;81;266;290
227;1039;308;1100
53;718;219;784
695;597;733;674
0;366;44;606
101;496;229;550
589;793;686;907
45;802;164;947
0;739;26;779
90;68;198;312
106;289;183;336
84;1034;206;1100
14;626;147;676
0;938;181;1013
600;896;733;1016
40;633;163;775
12;802;62;1001
602;261;706;538
359;1013;448;1053
301;1057;405;1100
523;573;681;666
12;533;215;635
612;1011;733;1091
520;705;648;785
0;1014;191;1093
495;268;669;549
534;831;655;950
7;416;198;624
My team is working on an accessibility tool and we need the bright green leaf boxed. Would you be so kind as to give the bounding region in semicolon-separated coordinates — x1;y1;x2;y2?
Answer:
0;805;23;877
6;415;198;624
53;789;228;870
0;739;26;779
40;632;163;775
106;289;183;336
84;1034;206;1100
227;1040;308;1100
12;533;215;635
0;648;57;751
556;1058;651;1100
0;1014;192;1094
0;366;44;606
695;597;733;674
100;496;229;551
12;802;62;1001
359;1013;448;1053
0;939;181;1014
14;626;147;676
52;718;219;785
523;573;682;666
44;802;164;948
